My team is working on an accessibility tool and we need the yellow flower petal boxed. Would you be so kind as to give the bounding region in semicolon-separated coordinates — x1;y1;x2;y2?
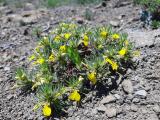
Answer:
49;53;55;62
105;58;118;71
37;58;45;65
68;90;81;102
84;35;89;41
112;34;120;40
42;104;52;117
54;35;61;41
119;48;127;56
83;40;89;47
111;62;118;71
59;45;67;53
28;54;35;61
87;72;97;84
100;31;108;38
64;33;71;40
105;58;113;65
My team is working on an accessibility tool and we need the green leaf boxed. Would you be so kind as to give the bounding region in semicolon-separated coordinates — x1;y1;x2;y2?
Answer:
67;47;81;65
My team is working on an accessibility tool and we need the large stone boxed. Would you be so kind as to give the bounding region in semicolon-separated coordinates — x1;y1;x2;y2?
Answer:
96;105;107;112
7;94;14;100
114;94;121;100
4;66;10;71
130;104;138;112
135;90;147;97
105;108;117;118
153;105;160;113
24;3;35;11
100;95;116;104
122;80;133;94
127;29;154;47
126;29;160;48
132;98;140;103
110;20;120;27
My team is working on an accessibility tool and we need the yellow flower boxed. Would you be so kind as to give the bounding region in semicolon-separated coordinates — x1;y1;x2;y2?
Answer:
28;54;35;61
59;45;67;53
111;62;118;71
105;58;113;64
36;58;45;65
82;35;89;46
105;58;118;70
112;34;120;40
87;72;97;84
42;104;52;117
100;31;108;38
68;90;81;102
83;40;89;47
84;35;89;41
49;54;55;62
119;48;127;56
64;33;71;40
54;35;61;41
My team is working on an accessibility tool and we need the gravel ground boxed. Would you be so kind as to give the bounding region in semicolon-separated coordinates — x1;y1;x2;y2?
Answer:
0;0;160;120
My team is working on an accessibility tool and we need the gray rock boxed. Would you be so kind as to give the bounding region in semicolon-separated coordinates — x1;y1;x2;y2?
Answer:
105;108;117;118
100;95;116;104
127;94;134;100
116;14;125;20
4;66;10;71
7;94;14;100
132;98;140;103
123;105;130;111
114;94;121;100
116;107;123;114
122;80;133;94
135;90;147;97
146;113;159;120
24;3;35;11
126;29;158;48
76;17;84;24
130;104;138;112
144;85;151;92
110;20;120;27
153;105;160;113
96;105;107;112
91;108;97;115
0;65;4;69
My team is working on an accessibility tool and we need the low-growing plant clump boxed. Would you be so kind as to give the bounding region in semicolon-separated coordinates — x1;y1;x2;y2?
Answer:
134;0;160;12
15;23;138;117
134;0;160;28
